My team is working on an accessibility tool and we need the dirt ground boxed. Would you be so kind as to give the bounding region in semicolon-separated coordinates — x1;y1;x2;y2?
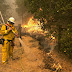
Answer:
0;35;72;72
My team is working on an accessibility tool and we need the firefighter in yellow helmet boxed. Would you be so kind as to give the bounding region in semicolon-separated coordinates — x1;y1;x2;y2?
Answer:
1;17;18;64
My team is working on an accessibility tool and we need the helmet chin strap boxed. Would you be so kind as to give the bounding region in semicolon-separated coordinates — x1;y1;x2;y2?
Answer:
7;21;14;25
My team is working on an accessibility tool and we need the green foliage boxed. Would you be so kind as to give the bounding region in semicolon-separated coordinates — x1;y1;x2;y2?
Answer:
25;0;72;58
16;0;72;58
60;25;72;58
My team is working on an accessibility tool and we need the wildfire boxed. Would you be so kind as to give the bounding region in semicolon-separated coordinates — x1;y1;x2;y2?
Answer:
22;17;43;33
39;8;43;11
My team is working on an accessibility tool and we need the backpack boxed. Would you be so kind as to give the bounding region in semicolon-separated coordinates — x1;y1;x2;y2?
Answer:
0;25;7;44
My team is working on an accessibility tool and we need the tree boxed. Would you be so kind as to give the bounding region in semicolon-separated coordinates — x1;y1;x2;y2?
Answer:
15;0;72;58
24;0;72;58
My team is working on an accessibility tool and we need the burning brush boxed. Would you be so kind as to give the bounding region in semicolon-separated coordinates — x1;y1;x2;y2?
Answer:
52;63;62;71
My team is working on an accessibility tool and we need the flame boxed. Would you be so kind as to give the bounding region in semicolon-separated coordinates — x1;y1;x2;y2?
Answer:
39;8;43;11
22;17;43;33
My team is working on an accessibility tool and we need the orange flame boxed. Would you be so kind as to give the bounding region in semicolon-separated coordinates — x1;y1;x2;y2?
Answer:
22;17;43;33
39;8;43;11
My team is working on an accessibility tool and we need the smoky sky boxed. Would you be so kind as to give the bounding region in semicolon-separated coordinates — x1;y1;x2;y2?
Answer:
5;0;22;25
4;0;32;25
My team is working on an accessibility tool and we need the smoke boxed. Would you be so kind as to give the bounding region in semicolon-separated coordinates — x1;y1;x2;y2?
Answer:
5;0;32;26
23;12;32;25
5;0;22;25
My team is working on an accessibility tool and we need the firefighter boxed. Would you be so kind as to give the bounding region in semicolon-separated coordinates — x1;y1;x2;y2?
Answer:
1;17;18;64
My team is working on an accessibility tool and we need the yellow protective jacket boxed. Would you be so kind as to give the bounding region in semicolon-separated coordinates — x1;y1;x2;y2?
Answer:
1;24;18;40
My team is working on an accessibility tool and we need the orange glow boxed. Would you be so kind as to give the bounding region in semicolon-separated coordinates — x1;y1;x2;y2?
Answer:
39;8;43;11
22;17;43;33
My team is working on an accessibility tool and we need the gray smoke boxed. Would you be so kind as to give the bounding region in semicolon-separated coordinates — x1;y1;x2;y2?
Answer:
5;0;22;25
5;0;32;26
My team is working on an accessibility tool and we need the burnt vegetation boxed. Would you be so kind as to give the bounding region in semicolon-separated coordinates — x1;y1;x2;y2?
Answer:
15;0;72;58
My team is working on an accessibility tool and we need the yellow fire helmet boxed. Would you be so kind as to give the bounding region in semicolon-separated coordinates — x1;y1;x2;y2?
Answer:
8;17;15;24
